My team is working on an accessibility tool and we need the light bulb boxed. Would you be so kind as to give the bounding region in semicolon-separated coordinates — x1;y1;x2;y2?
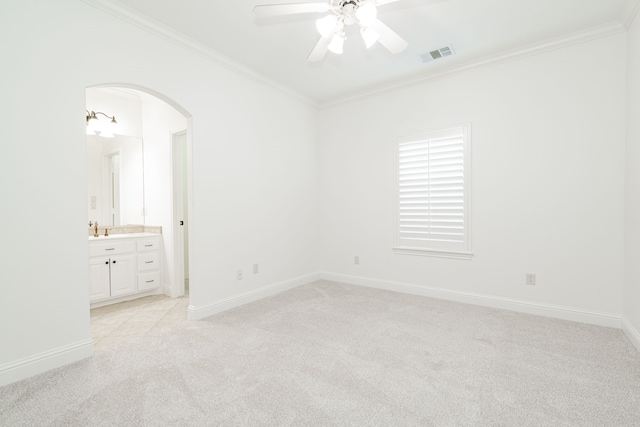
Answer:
316;15;338;38
101;117;118;138
361;27;380;49
356;2;377;26
328;34;344;54
86;117;99;135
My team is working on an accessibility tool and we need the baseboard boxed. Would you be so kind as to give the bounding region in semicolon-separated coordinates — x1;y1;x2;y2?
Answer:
0;338;93;387
185;270;623;329
91;288;163;309
622;317;640;353
320;272;622;328
188;272;322;320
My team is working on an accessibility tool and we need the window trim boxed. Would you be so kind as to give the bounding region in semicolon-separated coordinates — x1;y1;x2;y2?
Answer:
392;123;473;260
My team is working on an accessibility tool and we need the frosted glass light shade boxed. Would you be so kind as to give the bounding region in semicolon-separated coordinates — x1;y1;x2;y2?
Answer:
86;118;99;135
361;27;379;48
101;118;118;138
356;2;377;26
328;34;344;54
316;15;338;38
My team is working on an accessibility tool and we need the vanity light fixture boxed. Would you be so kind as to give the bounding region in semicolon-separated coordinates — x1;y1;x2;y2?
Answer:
86;110;118;138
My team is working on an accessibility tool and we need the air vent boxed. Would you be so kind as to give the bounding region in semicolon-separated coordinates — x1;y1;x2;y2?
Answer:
420;45;455;63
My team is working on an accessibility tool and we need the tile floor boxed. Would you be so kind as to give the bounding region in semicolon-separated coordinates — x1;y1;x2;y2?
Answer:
90;292;189;350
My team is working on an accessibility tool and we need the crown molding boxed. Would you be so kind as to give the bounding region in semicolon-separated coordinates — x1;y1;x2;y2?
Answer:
81;0;634;111
81;0;318;108
622;0;640;29
320;21;627;109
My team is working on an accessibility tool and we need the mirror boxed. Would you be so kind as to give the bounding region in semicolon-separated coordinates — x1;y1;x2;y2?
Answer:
87;135;145;226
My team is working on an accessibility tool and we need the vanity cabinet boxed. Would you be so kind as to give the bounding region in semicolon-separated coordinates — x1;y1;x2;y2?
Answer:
136;238;162;292
88;234;162;305
88;254;136;301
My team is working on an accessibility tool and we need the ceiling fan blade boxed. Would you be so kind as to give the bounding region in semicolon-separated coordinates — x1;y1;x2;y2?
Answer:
370;19;408;54
253;2;331;17
307;36;331;61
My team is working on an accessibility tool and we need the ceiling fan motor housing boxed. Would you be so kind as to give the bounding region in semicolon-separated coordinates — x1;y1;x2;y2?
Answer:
339;1;358;25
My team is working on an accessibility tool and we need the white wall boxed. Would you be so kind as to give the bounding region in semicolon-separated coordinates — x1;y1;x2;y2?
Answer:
319;34;627;319
624;12;640;343
0;0;319;385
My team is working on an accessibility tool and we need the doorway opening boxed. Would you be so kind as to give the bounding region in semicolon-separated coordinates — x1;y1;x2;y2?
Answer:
172;130;190;297
85;84;193;350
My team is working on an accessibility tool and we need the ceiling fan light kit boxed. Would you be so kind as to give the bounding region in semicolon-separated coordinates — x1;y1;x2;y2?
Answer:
328;33;345;54
361;26;380;48
316;14;339;37
254;0;409;61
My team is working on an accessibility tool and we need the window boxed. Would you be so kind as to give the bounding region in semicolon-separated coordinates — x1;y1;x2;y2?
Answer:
394;124;472;259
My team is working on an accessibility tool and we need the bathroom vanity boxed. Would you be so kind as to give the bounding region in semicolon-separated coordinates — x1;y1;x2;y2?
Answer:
88;233;162;307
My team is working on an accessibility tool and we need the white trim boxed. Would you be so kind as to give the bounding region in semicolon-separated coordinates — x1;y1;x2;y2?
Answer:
622;317;640;354
187;272;322;320
80;0;316;108
394;124;472;257
80;0;628;110
321;22;627;108
622;0;640;29
319;272;622;328
0;339;93;387
393;247;474;260
90;288;163;309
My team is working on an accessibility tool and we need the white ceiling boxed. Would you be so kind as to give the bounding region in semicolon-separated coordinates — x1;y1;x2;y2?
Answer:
101;0;638;105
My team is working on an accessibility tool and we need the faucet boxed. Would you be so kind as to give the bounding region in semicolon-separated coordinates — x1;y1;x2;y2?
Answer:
93;221;99;238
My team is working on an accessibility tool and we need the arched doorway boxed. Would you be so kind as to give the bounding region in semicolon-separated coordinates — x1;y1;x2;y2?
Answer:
85;84;193;349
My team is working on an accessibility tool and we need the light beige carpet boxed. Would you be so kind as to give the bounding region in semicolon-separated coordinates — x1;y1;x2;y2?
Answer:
2;280;640;426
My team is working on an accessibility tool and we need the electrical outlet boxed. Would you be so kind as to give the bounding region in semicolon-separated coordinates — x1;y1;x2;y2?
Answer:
526;273;536;286
354;256;360;265
253;264;259;274
237;270;243;280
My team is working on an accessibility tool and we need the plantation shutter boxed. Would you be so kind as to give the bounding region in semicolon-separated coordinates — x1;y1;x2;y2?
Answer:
396;126;470;255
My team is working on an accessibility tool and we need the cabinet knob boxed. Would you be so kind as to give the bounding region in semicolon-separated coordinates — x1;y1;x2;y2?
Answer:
105;261;108;265
112;260;116;264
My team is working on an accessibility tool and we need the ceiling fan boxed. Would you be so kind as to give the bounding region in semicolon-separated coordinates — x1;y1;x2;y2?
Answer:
253;0;409;61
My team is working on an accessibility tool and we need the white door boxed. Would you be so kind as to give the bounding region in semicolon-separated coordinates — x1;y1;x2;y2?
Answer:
171;130;189;297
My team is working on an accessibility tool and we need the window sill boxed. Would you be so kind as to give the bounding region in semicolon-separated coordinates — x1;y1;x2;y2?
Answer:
393;247;474;260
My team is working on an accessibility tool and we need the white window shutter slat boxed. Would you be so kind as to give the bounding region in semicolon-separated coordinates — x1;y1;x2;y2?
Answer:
395;125;471;256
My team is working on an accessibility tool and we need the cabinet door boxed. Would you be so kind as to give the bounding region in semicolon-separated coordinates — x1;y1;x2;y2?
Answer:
89;257;111;302
110;253;137;297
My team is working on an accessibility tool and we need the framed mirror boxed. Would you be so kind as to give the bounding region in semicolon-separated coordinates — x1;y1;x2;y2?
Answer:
87;134;145;226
